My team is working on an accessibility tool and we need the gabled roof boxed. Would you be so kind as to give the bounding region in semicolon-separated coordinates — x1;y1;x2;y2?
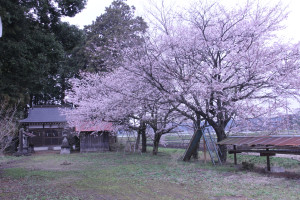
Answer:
19;106;68;123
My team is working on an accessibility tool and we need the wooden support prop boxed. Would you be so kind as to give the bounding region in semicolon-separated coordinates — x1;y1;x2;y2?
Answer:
203;136;207;163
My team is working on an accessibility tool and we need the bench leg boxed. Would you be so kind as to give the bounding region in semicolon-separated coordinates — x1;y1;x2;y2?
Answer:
234;145;237;165
266;148;271;171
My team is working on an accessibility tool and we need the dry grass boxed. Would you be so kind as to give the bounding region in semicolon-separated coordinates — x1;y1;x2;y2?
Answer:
0;149;299;200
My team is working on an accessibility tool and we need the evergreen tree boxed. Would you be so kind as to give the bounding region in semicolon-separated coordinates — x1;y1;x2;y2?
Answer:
83;0;147;72
0;0;87;106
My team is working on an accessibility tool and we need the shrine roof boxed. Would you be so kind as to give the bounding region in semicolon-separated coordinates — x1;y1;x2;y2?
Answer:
19;106;69;123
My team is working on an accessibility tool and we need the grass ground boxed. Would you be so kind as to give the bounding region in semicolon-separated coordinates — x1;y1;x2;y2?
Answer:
0;148;299;200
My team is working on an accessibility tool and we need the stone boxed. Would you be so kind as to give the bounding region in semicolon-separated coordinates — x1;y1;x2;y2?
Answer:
60;147;70;154
60;134;70;155
270;166;285;173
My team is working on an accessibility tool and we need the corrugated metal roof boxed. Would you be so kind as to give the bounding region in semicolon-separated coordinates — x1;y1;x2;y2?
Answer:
217;136;300;147
75;121;114;132
19;107;68;123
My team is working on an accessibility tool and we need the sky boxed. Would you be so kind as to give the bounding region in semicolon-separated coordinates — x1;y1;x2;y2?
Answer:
63;0;300;43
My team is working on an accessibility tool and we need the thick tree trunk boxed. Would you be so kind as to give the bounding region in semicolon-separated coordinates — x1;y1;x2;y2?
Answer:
152;133;161;155
135;132;140;150
191;113;201;159
139;122;147;153
192;142;199;159
141;128;147;153
182;129;203;161
215;128;227;162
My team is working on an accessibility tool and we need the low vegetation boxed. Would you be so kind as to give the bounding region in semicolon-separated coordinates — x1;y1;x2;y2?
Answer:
0;149;299;200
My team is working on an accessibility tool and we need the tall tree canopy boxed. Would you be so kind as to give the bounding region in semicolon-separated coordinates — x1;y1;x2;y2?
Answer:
83;0;147;72
0;0;87;106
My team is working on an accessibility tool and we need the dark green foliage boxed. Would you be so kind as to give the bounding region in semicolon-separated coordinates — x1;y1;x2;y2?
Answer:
53;22;86;104
0;0;86;106
83;0;148;72
0;0;146;107
58;0;87;17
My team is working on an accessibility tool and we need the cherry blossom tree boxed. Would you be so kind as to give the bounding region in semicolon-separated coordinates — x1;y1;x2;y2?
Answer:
105;68;186;155
65;67;185;155
122;0;300;161
65;0;300;161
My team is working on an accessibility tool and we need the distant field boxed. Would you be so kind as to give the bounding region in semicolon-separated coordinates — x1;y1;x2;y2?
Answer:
118;131;300;149
1;148;299;200
118;134;200;148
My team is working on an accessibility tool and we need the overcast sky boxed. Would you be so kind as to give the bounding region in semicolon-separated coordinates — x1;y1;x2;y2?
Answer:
63;0;300;42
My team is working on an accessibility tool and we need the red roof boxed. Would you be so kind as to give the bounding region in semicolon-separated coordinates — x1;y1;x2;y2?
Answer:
75;121;114;132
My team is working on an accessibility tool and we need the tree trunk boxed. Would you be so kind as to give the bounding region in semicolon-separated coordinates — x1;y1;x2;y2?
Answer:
141;127;147;153
192;113;201;159
152;133;161;155
192;142;199;159
139;122;147;153
182;129;203;161
29;94;33;108
215;128;227;162
135;132;140;150
61;75;66;105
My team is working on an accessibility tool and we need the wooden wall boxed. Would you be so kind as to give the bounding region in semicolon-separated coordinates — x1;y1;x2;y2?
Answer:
30;128;65;147
80;132;111;152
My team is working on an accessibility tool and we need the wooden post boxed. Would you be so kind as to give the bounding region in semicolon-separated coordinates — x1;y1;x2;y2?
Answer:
233;145;237;165
266;148;271;171
18;128;24;153
203;136;207;163
42;123;45;146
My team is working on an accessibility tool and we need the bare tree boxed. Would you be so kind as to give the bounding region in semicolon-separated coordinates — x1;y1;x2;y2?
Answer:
0;102;18;154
